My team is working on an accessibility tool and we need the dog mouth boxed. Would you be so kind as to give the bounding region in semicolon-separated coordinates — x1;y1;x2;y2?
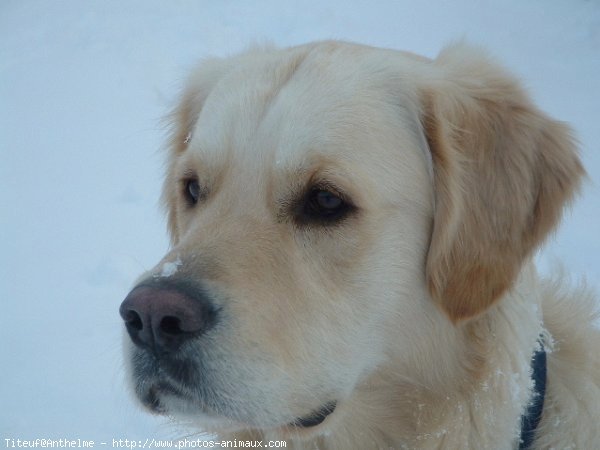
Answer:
143;382;336;430
290;401;337;428
135;358;337;431
140;382;182;414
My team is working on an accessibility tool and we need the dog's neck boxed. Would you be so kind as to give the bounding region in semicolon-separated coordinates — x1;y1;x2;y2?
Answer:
223;264;544;449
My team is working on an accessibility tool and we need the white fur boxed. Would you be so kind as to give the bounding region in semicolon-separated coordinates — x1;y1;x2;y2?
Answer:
123;41;600;449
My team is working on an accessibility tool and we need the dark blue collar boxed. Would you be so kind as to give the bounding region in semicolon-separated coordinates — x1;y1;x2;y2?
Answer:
518;346;547;449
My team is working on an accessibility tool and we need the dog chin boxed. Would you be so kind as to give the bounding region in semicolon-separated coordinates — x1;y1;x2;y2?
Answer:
140;384;338;436
143;390;246;432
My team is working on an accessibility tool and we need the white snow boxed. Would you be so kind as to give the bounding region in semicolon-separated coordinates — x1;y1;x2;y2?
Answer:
157;257;182;278
1;0;599;442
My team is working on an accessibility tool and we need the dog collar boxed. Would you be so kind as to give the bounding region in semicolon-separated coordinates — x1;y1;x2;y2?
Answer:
518;345;547;449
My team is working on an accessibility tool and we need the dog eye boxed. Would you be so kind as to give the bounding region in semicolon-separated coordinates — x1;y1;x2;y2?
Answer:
184;179;201;205
313;190;343;210
301;188;354;224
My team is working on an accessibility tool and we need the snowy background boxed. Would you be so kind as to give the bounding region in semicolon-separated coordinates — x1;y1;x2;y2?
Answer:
1;0;599;443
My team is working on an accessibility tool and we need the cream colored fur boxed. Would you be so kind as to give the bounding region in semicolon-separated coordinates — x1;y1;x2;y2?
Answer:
126;41;600;449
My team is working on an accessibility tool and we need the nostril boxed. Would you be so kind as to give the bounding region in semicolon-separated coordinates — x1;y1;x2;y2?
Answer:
123;310;143;331
160;316;184;335
120;281;218;353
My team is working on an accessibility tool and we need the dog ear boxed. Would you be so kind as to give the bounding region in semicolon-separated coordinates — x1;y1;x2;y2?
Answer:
162;57;232;244
420;44;584;322
167;58;234;156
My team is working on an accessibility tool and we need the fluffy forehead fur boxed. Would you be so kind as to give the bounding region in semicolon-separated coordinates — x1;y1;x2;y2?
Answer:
164;42;431;242
120;41;600;449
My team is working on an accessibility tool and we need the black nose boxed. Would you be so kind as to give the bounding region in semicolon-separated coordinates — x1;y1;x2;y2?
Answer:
119;280;217;354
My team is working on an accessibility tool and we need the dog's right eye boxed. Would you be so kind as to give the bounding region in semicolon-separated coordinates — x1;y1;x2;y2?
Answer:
183;179;201;205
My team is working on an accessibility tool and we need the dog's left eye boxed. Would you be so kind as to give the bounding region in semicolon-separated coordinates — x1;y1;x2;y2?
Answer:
300;188;354;224
312;190;343;210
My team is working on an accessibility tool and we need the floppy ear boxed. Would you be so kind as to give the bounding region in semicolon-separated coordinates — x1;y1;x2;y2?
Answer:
162;57;232;244
420;44;585;322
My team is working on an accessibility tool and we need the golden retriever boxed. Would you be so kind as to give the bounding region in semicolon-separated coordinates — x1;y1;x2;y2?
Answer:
119;41;600;449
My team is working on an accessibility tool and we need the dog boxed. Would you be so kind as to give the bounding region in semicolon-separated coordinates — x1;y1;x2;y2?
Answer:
119;41;600;449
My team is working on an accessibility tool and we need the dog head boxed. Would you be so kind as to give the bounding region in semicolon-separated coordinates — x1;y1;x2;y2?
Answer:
119;41;582;436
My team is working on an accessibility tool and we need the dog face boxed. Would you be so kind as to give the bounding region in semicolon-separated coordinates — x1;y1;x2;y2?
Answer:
120;41;582;436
